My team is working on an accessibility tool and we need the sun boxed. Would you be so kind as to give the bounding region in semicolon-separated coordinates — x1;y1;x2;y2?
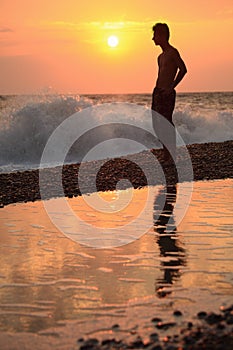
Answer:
107;35;119;48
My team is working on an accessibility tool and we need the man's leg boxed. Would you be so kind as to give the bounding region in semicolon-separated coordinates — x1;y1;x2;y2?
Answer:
151;89;176;161
164;90;176;161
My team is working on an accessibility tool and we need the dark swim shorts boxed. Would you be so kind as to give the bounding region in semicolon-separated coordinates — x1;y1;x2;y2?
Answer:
151;87;176;124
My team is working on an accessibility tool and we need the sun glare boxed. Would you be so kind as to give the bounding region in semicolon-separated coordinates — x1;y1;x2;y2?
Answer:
107;35;119;48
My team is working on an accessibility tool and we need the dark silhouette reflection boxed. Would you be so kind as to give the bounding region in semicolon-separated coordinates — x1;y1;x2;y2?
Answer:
153;184;186;298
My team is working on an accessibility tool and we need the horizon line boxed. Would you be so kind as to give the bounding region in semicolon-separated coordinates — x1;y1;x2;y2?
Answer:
1;90;233;96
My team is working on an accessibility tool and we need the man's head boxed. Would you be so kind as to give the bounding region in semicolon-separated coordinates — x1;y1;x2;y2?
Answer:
152;23;170;45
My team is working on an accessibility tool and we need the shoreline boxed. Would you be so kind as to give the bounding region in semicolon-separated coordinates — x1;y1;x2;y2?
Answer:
0;304;232;349
0;140;232;208
78;305;233;350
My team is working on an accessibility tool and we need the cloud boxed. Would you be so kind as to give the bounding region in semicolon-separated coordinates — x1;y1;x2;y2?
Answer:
88;21;153;32
0;26;13;33
216;6;233;18
43;20;154;33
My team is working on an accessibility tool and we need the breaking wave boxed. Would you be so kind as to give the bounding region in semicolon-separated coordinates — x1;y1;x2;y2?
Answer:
0;94;232;172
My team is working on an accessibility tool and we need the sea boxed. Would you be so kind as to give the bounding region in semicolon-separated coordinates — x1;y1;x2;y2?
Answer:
0;91;232;173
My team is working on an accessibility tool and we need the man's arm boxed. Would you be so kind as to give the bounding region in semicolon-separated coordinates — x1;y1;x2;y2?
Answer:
172;50;187;89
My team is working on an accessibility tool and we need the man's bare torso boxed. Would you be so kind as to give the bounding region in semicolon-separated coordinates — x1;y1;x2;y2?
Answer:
156;46;179;90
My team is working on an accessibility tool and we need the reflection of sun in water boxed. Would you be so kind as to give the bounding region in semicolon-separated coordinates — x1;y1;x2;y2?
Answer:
107;35;119;48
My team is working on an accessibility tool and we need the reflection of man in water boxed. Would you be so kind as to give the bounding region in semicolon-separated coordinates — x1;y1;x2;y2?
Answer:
154;184;186;298
151;23;187;161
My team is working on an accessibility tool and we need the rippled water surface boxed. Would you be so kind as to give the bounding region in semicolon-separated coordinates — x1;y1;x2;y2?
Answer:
0;179;232;342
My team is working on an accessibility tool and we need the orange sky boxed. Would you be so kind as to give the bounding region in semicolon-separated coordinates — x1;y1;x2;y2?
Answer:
0;0;232;94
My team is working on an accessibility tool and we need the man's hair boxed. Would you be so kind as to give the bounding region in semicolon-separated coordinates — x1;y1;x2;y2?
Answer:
152;23;170;41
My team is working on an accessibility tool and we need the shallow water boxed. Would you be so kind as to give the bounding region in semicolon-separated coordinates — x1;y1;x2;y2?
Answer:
0;179;232;342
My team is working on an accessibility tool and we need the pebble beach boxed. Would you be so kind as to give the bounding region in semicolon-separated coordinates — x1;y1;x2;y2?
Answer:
0;140;232;207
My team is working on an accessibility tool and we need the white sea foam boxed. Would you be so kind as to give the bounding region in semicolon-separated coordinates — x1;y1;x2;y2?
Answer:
0;93;232;172
174;108;233;144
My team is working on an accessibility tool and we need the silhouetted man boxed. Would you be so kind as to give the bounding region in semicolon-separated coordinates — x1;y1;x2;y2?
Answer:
151;23;187;161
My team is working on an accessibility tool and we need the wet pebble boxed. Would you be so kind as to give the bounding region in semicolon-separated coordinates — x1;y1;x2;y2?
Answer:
151;317;163;323
77;338;84;343
226;315;233;324
216;322;226;330
173;310;182;317
183;335;196;345
130;336;144;348
111;323;120;330
150;333;159;341
223;305;233;314
80;338;99;350
101;338;117;346
187;321;193;329
205;312;223;325
197;311;207;319
156;322;176;330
